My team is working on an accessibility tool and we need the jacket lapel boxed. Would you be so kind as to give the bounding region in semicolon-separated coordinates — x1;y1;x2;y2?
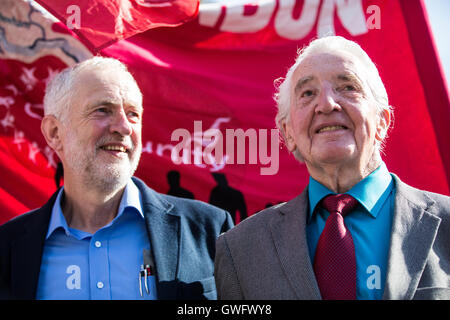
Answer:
11;192;57;299
268;187;321;299
133;177;180;300
383;176;441;300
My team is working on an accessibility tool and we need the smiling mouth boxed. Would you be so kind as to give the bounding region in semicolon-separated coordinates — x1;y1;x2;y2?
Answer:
316;125;348;134
100;145;128;153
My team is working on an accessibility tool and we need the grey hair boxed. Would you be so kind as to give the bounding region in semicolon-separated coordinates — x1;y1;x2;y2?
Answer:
43;56;142;123
274;36;392;161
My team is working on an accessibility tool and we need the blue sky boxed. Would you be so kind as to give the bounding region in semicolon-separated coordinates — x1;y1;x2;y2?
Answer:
424;0;450;89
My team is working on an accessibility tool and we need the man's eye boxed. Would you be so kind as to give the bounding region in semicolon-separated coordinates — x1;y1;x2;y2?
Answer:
342;85;356;91
95;107;109;113
127;111;140;118
301;90;314;97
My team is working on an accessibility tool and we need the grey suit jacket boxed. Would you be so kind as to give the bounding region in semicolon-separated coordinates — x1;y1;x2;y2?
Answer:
214;175;450;300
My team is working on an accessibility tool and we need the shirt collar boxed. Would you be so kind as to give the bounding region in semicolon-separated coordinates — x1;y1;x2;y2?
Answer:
46;179;144;239
117;179;144;220
308;162;393;221
46;187;69;239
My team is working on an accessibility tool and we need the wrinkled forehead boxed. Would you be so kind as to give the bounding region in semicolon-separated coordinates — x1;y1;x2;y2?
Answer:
73;68;143;109
291;51;367;88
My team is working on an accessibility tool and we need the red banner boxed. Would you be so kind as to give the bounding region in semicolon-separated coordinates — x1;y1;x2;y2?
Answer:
1;0;449;226
35;0;200;52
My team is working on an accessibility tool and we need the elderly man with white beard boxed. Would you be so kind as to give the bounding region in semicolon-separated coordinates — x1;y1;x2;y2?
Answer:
0;56;233;300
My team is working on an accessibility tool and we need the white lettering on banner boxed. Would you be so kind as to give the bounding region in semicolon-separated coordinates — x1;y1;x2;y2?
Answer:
28;141;40;164
221;0;276;33
0;96;15;131
156;143;175;158
275;0;320;40
142;117;280;175
24;102;43;120
199;0;370;39
0;96;14;109
13;130;26;151
170;119;230;171
4;85;18;97
44;67;61;85
0;111;15;131
66;265;81;290
318;0;367;37
142;141;153;154
20;67;38;91
143;117;232;172
171;120;280;175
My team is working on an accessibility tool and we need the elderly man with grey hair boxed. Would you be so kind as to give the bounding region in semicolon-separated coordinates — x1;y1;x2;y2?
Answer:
0;56;233;300
214;36;450;300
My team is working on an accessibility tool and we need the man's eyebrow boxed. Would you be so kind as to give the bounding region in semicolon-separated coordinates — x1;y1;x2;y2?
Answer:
89;100;118;109
90;100;143;112
294;76;315;94
336;73;363;85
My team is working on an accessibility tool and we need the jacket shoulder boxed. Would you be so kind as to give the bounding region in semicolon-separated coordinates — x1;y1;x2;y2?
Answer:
0;188;59;246
0;208;41;238
132;176;233;230
219;203;284;242
394;175;450;219
165;193;227;218
164;193;234;230
422;190;450;214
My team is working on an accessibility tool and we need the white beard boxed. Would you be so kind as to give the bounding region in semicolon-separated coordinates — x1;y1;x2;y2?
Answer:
64;132;141;193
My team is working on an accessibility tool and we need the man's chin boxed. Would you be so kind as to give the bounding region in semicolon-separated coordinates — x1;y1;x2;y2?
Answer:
88;164;136;192
90;174;130;193
311;147;356;165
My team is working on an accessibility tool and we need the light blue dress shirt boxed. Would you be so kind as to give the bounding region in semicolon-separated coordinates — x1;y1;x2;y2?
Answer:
36;180;157;300
307;162;395;300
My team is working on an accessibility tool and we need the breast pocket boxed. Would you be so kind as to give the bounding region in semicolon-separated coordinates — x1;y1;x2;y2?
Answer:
179;276;217;300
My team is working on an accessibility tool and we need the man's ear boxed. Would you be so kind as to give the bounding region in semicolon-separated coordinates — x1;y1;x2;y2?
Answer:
282;119;297;153
375;108;391;142
41;115;63;154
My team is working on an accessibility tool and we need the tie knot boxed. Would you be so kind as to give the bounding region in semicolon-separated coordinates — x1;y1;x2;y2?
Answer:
321;194;357;217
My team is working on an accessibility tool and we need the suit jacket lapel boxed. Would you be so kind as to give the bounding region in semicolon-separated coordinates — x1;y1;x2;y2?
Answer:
268;187;321;299
133;177;180;300
383;175;441;300
11;192;56;299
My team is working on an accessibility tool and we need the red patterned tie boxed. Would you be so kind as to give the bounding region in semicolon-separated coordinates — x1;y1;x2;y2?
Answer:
313;194;358;300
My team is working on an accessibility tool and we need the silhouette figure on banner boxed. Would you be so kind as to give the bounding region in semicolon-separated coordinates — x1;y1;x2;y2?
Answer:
209;173;247;224
166;170;195;199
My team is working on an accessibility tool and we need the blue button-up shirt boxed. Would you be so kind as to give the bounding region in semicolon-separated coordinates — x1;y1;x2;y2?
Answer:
307;162;395;300
36;180;157;300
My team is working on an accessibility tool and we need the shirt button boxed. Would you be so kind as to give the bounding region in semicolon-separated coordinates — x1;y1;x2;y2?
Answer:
97;281;104;289
94;241;102;248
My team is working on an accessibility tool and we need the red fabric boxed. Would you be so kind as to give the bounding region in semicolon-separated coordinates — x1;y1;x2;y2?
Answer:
399;0;450;184
35;0;200;52
314;194;358;300
0;0;449;226
0;56;69;215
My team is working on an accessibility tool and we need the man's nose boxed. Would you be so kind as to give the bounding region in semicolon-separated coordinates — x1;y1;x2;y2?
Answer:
315;85;341;114
110;108;132;136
